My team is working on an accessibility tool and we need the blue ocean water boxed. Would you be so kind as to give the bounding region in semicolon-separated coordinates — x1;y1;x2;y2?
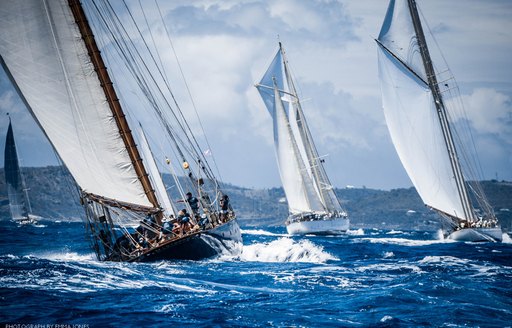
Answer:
1;218;511;327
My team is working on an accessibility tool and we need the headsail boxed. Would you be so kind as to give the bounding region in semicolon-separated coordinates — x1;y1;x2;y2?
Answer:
4;120;30;221
137;124;175;218
0;0;157;211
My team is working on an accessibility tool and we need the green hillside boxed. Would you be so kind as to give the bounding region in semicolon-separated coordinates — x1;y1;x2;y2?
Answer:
1;166;511;231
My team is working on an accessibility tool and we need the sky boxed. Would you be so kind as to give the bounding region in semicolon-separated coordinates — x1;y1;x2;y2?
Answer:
0;0;511;191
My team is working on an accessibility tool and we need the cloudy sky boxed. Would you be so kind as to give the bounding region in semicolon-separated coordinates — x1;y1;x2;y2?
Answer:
0;0;511;190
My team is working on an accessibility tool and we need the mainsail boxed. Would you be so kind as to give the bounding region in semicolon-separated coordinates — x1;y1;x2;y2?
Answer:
376;0;494;223
256;43;345;216
0;0;241;260
4;119;30;221
0;0;156;211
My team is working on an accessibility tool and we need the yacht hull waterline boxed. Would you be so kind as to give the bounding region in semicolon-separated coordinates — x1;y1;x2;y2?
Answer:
286;215;349;235
447;227;502;242
126;219;242;262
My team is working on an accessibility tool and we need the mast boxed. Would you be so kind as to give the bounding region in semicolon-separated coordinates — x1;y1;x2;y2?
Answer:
279;43;337;212
272;78;314;212
407;0;475;221
67;0;161;217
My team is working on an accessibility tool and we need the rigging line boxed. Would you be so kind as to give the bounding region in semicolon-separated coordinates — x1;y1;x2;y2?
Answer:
154;0;223;183
139;0;168;87
120;0;204;159
94;0;185;148
91;0;193;166
419;5;487;183
418;6;492;217
110;0;218;182
280;47;342;212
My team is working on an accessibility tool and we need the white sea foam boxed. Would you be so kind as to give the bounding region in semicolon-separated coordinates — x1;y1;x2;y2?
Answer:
419;255;470;266
37;251;96;262
346;228;365;236
380;315;393;322
419;255;510;277
386;230;403;235
502;233;512;244
356;262;422;274
241;229;287;237
240;237;337;263
383;251;395;258
359;237;453;246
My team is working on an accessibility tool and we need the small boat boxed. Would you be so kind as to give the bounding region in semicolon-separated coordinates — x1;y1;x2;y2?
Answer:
0;0;242;260
376;0;501;241
256;42;349;235
3;117;36;225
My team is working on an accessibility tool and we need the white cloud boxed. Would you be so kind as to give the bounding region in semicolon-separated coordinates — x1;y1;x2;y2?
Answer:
1;0;511;189
460;88;511;137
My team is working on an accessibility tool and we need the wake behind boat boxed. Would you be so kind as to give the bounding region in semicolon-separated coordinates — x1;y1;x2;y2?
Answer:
256;42;349;235
0;0;241;260
376;0;501;242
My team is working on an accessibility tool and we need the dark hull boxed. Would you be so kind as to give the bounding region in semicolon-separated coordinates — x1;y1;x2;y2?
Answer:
129;218;242;262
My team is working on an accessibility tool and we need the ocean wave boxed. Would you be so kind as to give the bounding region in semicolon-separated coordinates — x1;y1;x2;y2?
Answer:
346;228;365;236
358;237;454;246
36;251;96;262
419;255;470;266
0;254;209;294
383;251;395;258
239;237;337;263
241;229;287;237
502;233;512;244
355;262;423;274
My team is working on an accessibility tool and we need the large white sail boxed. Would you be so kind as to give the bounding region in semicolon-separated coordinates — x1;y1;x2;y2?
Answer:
272;85;324;214
376;0;470;220
284;68;344;214
378;0;427;82
257;47;339;214
0;0;151;208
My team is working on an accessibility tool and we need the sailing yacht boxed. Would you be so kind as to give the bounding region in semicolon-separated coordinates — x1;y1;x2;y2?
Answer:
256;43;349;235
376;0;502;242
4;118;36;224
0;0;242;260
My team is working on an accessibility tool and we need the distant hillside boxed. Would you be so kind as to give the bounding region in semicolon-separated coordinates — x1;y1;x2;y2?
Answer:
1;166;511;231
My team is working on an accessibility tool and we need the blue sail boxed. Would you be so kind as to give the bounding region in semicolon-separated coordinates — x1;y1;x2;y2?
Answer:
4;120;30;221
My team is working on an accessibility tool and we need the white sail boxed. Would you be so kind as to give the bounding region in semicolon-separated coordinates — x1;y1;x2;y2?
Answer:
0;0;151;208
137;126;175;218
4;121;30;221
376;0;470;220
378;0;427;82
272;85;324;214
284;68;344;214
257;47;339;214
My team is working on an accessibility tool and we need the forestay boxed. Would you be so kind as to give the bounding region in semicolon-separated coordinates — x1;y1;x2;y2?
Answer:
0;0;152;208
